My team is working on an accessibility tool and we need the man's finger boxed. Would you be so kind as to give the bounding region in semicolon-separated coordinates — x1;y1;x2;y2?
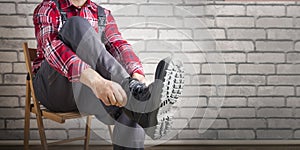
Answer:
113;89;123;106
118;88;127;106
108;92;117;106
102;97;111;106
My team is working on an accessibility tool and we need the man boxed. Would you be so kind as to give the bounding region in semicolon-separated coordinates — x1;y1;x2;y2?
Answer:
32;0;184;149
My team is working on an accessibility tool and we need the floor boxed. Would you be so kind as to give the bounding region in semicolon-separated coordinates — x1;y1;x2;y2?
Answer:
2;145;300;150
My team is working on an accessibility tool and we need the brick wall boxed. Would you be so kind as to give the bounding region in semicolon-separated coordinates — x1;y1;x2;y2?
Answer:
0;0;300;141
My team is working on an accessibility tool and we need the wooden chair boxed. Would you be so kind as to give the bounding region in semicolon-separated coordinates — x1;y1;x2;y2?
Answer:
23;42;114;150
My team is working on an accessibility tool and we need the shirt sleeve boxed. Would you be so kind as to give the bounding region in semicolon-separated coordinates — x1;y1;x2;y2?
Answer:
104;10;145;76
33;1;90;82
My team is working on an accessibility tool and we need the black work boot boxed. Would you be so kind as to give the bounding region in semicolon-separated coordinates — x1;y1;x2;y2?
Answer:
123;57;185;140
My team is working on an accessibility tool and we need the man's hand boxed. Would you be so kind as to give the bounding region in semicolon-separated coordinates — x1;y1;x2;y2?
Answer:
132;73;149;86
80;68;127;107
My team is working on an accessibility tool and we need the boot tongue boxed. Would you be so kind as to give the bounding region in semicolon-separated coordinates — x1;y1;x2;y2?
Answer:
129;79;151;101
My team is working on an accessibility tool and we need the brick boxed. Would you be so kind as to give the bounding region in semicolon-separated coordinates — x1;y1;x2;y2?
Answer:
122;29;157;40
172;119;189;129
173;53;206;63
248;97;285;107
248;53;285;63
180;97;207;107
287;53;300;63
0;15;27;26
216;41;254;51
0;3;16;14
182;41;216;52
258;86;294;96
296;18;300;27
268;119;300;128
268;29;300;40
190;119;227;129
297;87;300;96
256;41;293;52
208;97;247;107
149;0;182;3
147;17;184;28
206;5;245;16
0;97;19;107
159;29;192;40
277;64;300;74
0;28;35;38
101;4;138;16
257;18;293;28
257;130;293;139
178;108;219;118
174;6;205;16
0;39;33;50
0;63;12;73
140;5;173;16
0;130;24;140
217;86;256;96
216;17;254;27
190;75;227;85
268;76;300;85
4;74;26;84
0;51;18;62
44;130;67;140
182;86;216;97
145;40;180;52
110;0;146;3
294;130;300;139
218;130;255;139
17;4;37;14
183;63;201;75
0;120;4;129
13;63;27;73
287;97;300;107
229;75;265;85
229;119;266;129
139;52;173;63
287;5;300;16
228;29;265;40
206;53;246;63
0;108;24;118
114;16;146;28
184;17;215;28
194;29;225;39
257;108;293;117
0;85;26;96
178;130;217;139
219;108;255;118
296;42;300;51
239;64;275;74
247;6;285;16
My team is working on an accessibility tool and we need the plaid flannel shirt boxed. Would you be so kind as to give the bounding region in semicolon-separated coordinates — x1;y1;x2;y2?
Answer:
33;0;144;82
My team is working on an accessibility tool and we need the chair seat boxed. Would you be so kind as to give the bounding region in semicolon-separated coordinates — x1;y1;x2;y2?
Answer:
30;104;87;124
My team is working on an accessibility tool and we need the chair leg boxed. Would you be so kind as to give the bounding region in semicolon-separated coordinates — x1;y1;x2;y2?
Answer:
24;82;31;150
84;116;92;150
36;113;48;150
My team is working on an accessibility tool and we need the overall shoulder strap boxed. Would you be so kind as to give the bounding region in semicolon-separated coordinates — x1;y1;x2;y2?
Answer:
52;0;68;24
97;5;106;41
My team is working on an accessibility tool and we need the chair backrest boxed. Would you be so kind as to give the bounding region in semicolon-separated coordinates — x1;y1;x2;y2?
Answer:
22;42;37;80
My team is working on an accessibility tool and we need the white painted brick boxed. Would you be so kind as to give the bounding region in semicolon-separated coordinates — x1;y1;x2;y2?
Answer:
216;41;254;51
227;29;265;39
190;75;227;85
287;97;300;107
0;51;18;62
238;64;275;74
122;29;157;40
268;76;300;85
190;119;227;129
0;108;24;118
257;108;293;117
145;40;181;52
229;119;266;129
149;0;183;4
258;86;294;96
206;53;246;63
0;15;27;26
218;130;255;139
180;97;207;107
140;5;173;16
268;119;300;128
183;63;201;75
195;29;225;39
184;0;206;4
183;86;216;97
184;17;215;28
182;41;216;52
247;6;285;16
268;29;300;40
0;97;19;107
256;18;293;28
172;119;189;129
277;64;300;74
139;52;173;63
173;53;206;63
115;16;146;28
206;5;245;16
202;64;236;74
296;42;300;51
248;97;285;107
174;6;205;16
256;41;293;52
0;3;16;14
218;86;256;96
229;75;265;85
0;28;35;38
17;4;36;14
0;85;26;96
103;4;138;15
178;130;217;139
110;0;147;3
178;108;219;118
44;130;67;140
208;97;247;107
287;5;300;16
257;130;293;139
4;74;26;84
296;18;300;27
219;108;255;118
287;53;300;63
216;17;254;27
294;130;300;139
297;87;300;96
13;63;27;73
248;53;285;63
159;29;192;40
147;17;184;28
0;63;12;73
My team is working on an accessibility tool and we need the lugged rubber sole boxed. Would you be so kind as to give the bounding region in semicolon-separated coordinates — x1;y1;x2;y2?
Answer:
149;58;184;140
